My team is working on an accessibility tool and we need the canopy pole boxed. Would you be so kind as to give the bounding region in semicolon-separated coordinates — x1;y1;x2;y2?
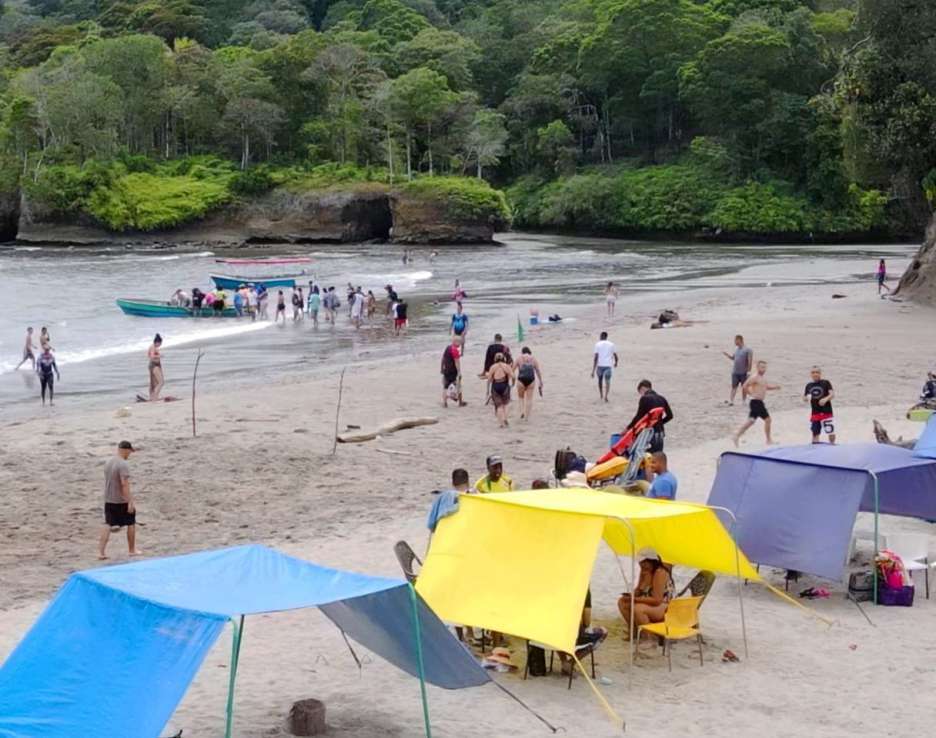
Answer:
224;615;245;738
407;584;432;738
870;472;880;604
709;505;749;659
615;519;637;667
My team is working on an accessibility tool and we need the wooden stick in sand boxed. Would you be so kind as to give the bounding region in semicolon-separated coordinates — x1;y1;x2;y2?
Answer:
332;367;347;456
191;350;204;438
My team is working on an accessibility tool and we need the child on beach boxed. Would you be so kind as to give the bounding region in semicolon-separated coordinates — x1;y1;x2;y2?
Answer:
733;360;780;446
275;290;287;324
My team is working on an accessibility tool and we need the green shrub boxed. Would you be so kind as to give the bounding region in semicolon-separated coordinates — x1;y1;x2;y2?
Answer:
286;162;389;191
399;176;511;225
87;172;231;231
230;166;277;196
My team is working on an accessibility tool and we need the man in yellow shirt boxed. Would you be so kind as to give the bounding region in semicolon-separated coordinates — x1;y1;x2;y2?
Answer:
474;455;514;493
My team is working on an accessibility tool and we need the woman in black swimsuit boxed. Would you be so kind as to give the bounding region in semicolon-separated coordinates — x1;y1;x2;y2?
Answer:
485;352;515;428
514;346;543;421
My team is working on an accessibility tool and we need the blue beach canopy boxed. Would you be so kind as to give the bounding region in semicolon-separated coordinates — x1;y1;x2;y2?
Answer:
707;444;936;580
0;545;489;738
913;414;936;460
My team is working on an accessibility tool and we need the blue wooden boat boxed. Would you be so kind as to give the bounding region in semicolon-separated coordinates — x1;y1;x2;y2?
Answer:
116;298;239;318
210;273;299;290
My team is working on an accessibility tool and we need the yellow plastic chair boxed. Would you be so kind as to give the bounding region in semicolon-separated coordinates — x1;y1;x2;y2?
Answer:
636;596;704;672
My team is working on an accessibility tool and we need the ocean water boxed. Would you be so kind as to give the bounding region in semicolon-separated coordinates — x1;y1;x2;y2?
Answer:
0;234;915;416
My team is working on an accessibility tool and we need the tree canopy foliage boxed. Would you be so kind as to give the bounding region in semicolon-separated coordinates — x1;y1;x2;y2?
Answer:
0;0;931;235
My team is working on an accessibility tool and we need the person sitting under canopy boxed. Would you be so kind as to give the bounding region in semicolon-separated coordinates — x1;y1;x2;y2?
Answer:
617;548;674;640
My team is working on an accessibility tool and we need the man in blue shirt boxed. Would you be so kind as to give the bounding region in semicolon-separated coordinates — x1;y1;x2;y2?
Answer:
646;452;677;500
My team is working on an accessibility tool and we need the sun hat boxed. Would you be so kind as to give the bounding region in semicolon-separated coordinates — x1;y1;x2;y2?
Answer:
637;547;660;562
486;647;513;665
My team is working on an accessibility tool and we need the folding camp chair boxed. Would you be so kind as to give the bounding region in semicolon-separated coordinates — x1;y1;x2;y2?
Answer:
523;640;596;689
616;427;655;487
393;540;422;584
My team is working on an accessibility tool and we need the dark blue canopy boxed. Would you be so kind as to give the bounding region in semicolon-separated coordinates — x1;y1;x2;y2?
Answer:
0;545;488;738
708;444;936;579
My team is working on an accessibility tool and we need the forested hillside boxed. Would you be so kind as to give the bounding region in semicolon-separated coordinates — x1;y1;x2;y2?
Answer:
0;0;933;237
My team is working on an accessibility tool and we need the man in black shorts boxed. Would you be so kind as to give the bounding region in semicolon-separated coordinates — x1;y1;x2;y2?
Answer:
803;366;835;444
441;337;465;408
733;360;780;446
98;440;141;559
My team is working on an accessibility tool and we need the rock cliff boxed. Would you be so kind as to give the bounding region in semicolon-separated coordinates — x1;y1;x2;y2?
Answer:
896;212;936;303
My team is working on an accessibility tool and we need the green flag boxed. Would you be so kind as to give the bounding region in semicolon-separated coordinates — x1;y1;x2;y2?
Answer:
517;314;525;343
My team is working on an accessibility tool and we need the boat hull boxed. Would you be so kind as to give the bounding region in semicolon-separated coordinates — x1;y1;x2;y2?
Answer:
210;274;298;290
116;299;239;318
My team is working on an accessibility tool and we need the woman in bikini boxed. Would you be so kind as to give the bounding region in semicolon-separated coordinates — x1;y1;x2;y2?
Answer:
485;352;515;428
514;347;543;420
39;326;52;352
148;334;164;401
617;548;674;640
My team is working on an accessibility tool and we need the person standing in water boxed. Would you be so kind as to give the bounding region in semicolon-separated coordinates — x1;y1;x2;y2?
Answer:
604;282;619;319
39;326;52;352
99;441;141;559
36;347;60;406
514;347;543;420
452;279;466;307
275;290;287;324
877;259;890;295
307;285;321;328
147;334;164;401
733;360;780;446
16;327;36;370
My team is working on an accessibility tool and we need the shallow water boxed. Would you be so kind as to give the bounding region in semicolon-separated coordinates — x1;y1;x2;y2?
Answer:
0;234;914;416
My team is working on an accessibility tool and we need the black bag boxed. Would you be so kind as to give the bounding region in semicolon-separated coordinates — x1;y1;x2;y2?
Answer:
554;448;587;480
848;571;874;602
527;645;547;677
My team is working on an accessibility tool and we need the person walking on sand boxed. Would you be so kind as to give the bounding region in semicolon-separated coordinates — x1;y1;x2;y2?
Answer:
723;334;753;405
733;360;780;446
451;302;469;353
591;331;618;402
804;366;836;444
147;334;164;401
36;346;59;406
99;441;141;559
514;347;543;420
877;259;890;295
16;327;36;370
441;336;466;408
485;352;515;428
604;282;618;319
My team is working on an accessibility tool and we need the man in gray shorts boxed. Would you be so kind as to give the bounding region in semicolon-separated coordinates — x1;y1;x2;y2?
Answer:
591;331;619;402
723;334;753;405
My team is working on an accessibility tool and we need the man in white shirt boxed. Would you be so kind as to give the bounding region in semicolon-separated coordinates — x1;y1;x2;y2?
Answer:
591;331;619;402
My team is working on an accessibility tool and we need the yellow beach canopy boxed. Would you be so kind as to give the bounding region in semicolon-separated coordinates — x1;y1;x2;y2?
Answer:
416;489;760;654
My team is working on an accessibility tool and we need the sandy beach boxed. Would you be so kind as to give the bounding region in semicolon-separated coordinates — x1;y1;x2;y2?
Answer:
1;254;935;738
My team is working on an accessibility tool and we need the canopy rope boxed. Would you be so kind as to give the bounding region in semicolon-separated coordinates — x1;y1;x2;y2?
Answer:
489;678;561;733
572;653;625;732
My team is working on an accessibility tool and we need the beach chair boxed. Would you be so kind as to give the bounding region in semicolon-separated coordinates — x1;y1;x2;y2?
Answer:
677;570;716;603
637;596;704;672
393;540;422;584
523;639;596;689
884;533;936;599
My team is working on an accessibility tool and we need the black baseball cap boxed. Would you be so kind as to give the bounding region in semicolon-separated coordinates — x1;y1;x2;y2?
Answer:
118;440;135;451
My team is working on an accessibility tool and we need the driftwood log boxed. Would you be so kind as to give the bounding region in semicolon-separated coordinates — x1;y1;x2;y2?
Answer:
288;698;326;736
337;417;438;444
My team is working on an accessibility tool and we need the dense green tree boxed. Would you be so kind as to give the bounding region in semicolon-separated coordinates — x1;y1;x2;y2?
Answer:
388;66;455;177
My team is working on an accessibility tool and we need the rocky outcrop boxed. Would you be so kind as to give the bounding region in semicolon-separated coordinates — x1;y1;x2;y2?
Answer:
16;182;507;245
0;187;20;241
896;212;936;303
18;186;394;245
389;189;504;244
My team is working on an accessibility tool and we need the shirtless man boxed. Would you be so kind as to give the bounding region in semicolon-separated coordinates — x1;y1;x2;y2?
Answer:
16;327;36;370
733;360;780;446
